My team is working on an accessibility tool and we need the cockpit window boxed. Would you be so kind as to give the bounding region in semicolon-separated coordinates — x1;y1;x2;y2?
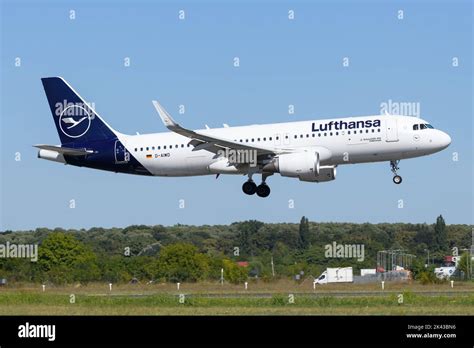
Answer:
414;123;435;131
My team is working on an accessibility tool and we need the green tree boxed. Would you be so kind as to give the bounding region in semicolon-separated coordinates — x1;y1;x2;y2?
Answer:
415;224;434;249
236;220;264;256
457;252;472;280
298;216;310;249
38;232;99;284
433;215;447;252
409;259;438;284
155;243;210;282
222;259;248;284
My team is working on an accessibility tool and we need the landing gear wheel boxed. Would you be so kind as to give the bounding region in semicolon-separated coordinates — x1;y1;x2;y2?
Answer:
256;184;271;198
242;181;257;195
390;160;402;185
393;175;402;185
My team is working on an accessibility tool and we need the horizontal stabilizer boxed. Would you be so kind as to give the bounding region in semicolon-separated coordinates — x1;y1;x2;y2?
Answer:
34;144;93;156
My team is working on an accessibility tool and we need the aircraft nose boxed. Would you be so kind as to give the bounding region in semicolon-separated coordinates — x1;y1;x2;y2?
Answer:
438;131;451;149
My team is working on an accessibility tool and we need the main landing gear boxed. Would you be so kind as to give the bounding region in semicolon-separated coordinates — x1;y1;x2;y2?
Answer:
390;160;402;184
242;173;271;198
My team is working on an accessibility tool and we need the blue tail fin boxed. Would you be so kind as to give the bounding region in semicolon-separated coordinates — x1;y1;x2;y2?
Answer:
41;77;117;146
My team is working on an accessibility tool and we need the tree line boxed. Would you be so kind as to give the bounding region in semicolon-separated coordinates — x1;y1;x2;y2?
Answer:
0;215;471;284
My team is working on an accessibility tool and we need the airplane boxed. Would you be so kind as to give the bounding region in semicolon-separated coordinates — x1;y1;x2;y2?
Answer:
36;77;451;198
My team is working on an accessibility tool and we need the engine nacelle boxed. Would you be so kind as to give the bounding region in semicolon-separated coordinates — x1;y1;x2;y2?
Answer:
263;152;336;182
278;152;320;180
309;165;336;182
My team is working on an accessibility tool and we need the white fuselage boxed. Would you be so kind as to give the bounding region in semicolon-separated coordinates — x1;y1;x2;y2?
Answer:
118;115;451;177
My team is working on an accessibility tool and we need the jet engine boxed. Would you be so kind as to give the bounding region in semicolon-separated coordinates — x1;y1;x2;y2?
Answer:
263;152;336;182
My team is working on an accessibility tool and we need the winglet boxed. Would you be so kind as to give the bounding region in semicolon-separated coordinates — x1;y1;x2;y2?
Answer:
152;100;179;130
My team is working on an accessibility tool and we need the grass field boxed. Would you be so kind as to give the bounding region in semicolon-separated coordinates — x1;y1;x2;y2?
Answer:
1;280;473;315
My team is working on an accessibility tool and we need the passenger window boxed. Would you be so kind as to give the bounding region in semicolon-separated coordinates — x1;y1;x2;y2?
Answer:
140;148;143;151
181;144;184;148
146;147;149;151
413;124;419;130
306;134;309;138
164;146;166;149
318;133;321;137
134;148;137;152
158;146;161;150
269;137;272;141
294;135;297;139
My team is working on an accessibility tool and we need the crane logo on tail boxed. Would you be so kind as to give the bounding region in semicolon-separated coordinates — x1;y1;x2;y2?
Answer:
58;104;91;138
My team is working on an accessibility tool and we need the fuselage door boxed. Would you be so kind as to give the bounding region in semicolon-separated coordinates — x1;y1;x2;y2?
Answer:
114;140;130;163
385;118;399;142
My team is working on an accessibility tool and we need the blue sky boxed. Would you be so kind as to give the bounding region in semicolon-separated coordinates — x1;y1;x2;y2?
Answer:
1;0;472;230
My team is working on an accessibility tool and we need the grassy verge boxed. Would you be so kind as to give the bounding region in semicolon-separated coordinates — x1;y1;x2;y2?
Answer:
0;291;473;315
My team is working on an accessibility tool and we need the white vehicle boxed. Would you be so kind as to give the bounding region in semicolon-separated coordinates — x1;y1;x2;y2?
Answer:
37;77;452;197
360;269;377;276
434;266;456;279
315;267;353;284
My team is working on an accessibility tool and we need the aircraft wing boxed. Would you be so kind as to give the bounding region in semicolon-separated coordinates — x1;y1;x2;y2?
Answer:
33;144;94;156
152;100;285;156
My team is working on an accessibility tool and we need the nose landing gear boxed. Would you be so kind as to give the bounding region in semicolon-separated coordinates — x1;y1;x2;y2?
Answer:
390;160;402;184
